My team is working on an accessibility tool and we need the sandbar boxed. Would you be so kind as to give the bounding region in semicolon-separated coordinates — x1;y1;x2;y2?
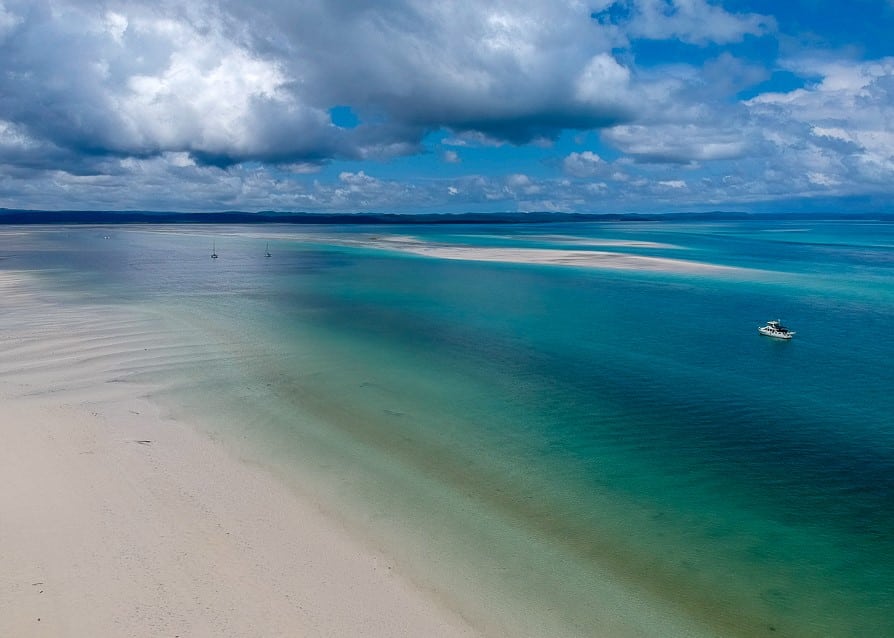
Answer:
365;236;742;274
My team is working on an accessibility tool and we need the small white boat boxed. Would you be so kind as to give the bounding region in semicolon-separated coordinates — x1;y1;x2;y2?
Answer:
211;241;218;259
759;320;794;339
265;242;271;258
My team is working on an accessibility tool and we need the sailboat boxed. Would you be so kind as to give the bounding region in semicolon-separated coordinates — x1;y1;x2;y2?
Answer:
265;242;271;258
211;241;218;259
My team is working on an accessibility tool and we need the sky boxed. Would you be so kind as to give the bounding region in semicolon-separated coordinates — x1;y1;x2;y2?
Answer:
1;0;894;214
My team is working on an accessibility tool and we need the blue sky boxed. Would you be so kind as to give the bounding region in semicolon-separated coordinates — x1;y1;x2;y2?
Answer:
1;0;893;214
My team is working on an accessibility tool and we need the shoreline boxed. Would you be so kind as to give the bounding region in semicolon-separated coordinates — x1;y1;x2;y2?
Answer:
3;223;891;637
0;271;479;637
0;262;761;638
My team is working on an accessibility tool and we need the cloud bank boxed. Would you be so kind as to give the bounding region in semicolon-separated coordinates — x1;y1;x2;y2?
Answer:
0;0;892;213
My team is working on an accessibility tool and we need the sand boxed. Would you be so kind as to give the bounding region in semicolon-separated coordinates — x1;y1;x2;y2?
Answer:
360;236;744;274
0;272;479;638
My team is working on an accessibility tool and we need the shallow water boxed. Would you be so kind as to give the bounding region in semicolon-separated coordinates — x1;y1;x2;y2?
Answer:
3;220;893;636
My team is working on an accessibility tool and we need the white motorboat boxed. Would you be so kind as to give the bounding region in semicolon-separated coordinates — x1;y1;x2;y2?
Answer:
759;320;794;339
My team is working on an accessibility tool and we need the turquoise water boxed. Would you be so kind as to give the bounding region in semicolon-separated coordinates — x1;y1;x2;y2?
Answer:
3;221;893;636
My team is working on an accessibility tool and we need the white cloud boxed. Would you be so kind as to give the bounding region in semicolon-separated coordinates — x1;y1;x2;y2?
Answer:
0;1;892;214
119;43;293;154
604;124;748;162
563;151;608;177
0;0;646;168
745;57;894;185
618;0;775;45
807;172;838;187
574;54;633;108
102;11;128;44
282;162;323;174
339;171;377;188
505;173;542;195
163;151;196;168
442;132;507;148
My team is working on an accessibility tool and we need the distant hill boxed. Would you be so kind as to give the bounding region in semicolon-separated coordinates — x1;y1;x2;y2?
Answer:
1;208;891;225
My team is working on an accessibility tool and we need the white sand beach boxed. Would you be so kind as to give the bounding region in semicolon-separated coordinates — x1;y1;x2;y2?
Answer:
0;272;479;638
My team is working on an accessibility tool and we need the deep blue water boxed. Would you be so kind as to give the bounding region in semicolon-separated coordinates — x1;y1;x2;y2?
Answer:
3;220;893;636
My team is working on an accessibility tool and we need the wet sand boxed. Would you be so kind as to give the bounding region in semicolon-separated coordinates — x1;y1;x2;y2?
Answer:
0;271;479;638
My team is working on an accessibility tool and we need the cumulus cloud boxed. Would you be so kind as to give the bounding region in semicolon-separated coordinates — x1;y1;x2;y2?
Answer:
604;123;749;162
746;57;894;187
0;1;893;214
602;0;775;45
0;0;645;172
574;54;634;109
563;151;608;177
0;0;350;168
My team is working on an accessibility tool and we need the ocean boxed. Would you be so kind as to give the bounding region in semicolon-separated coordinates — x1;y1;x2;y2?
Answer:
3;219;893;636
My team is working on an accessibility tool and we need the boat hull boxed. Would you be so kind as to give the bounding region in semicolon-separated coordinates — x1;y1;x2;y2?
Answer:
758;327;792;339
